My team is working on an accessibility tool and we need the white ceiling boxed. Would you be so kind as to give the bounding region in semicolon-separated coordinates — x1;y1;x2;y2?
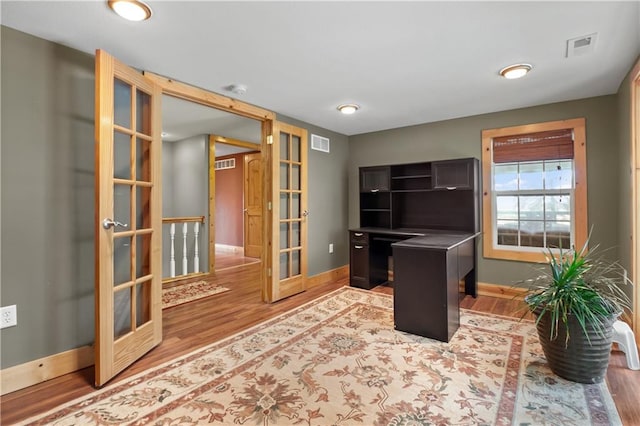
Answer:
2;1;639;136
162;94;262;143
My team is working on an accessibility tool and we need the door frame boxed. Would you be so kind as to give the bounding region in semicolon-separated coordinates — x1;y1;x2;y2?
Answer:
143;72;275;301
630;58;640;345
208;134;262;270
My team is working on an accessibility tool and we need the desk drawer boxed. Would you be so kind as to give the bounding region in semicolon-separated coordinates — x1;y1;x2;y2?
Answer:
350;231;369;244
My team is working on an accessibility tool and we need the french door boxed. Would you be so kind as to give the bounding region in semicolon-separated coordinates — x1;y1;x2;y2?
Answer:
94;50;162;386
267;122;308;302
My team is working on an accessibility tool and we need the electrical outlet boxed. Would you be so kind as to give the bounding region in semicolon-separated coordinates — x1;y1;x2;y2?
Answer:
329;243;334;254
1;305;17;329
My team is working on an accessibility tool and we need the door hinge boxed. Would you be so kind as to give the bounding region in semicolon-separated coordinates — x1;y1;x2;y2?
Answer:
268;201;272;211
267;268;272;277
267;135;274;145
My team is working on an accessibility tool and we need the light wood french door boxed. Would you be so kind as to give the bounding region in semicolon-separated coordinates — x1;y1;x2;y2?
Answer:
95;50;162;386
244;152;263;258
267;122;308;302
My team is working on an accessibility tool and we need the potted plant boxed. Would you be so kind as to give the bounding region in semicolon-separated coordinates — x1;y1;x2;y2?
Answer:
523;237;632;384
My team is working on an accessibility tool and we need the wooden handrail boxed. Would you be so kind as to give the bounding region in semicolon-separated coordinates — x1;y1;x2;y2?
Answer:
162;216;205;224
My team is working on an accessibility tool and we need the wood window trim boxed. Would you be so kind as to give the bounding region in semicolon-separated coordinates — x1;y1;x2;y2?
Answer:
481;118;588;263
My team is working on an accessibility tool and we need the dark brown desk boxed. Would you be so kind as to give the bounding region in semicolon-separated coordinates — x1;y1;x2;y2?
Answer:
349;228;479;342
392;232;477;342
351;158;481;342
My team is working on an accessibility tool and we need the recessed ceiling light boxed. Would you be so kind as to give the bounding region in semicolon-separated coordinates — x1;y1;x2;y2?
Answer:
337;104;360;115
499;63;532;79
108;0;152;21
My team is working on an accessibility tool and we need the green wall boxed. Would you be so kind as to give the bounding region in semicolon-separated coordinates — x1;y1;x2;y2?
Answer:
349;95;621;287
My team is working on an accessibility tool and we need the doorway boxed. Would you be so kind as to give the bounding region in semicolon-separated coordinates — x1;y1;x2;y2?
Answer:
213;138;262;270
160;95;263;279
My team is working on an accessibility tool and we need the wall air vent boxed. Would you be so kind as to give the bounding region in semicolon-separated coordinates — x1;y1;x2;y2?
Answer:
311;134;330;153
566;33;597;58
214;158;236;170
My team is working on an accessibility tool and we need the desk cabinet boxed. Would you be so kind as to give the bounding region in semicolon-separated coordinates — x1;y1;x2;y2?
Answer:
392;237;475;342
393;244;459;342
349;232;370;289
349;231;388;289
433;158;474;189
360;166;390;192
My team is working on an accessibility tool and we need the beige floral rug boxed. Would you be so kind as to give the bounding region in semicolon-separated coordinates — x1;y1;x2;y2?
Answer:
21;287;621;425
162;280;230;309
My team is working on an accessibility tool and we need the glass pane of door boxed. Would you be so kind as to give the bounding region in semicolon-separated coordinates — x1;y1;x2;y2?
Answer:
277;129;303;282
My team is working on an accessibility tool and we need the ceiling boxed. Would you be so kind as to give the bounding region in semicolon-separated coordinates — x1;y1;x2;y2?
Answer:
2;1;639;136
162;94;262;144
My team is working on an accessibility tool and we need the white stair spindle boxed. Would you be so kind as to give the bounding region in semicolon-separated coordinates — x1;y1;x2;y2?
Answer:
169;223;176;278
182;222;188;275
193;222;200;273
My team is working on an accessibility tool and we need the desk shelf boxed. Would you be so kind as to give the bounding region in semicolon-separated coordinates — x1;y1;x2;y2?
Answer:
359;158;479;231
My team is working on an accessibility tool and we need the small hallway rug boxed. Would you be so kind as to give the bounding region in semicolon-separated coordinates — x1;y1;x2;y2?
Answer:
21;287;621;425
162;280;230;309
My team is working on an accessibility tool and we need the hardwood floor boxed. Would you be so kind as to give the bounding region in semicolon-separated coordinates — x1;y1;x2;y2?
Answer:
214;250;260;270
2;269;639;425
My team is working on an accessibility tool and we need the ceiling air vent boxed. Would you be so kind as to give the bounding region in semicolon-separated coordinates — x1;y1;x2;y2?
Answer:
311;134;330;153
566;33;597;58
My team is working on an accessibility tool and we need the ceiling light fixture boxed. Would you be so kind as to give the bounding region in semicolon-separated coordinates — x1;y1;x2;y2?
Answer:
108;0;152;21
499;63;532;79
337;104;360;115
225;84;247;95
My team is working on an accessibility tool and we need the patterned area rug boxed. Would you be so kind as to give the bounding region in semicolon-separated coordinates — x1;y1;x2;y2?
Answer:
162;280;230;309
21;287;621;425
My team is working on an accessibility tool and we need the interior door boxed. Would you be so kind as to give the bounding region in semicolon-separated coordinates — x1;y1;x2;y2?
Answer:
244;152;263;258
267;122;308;302
95;50;162;386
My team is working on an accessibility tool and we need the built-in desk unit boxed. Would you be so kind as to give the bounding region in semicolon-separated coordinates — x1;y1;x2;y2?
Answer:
350;157;480;342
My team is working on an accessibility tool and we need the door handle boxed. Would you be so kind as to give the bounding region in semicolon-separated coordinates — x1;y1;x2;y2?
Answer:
354;245;364;249
102;218;129;230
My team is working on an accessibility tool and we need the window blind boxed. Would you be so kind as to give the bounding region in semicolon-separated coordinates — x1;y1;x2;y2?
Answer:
492;128;573;163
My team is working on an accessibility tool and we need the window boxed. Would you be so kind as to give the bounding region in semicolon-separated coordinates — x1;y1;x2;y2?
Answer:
481;118;587;262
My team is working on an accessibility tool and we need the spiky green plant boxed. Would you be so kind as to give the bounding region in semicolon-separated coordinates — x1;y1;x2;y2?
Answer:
524;236;632;346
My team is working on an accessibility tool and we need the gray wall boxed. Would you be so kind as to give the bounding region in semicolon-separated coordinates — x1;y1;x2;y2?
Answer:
1;27;95;368
349;96;621;287
162;135;209;276
276;115;350;276
617;57;639;300
0;27;350;369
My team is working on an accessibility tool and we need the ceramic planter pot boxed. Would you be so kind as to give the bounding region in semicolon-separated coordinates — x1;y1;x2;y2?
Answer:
531;306;617;384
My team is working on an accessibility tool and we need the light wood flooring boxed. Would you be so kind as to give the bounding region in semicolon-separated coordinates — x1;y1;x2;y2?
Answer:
1;265;639;425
